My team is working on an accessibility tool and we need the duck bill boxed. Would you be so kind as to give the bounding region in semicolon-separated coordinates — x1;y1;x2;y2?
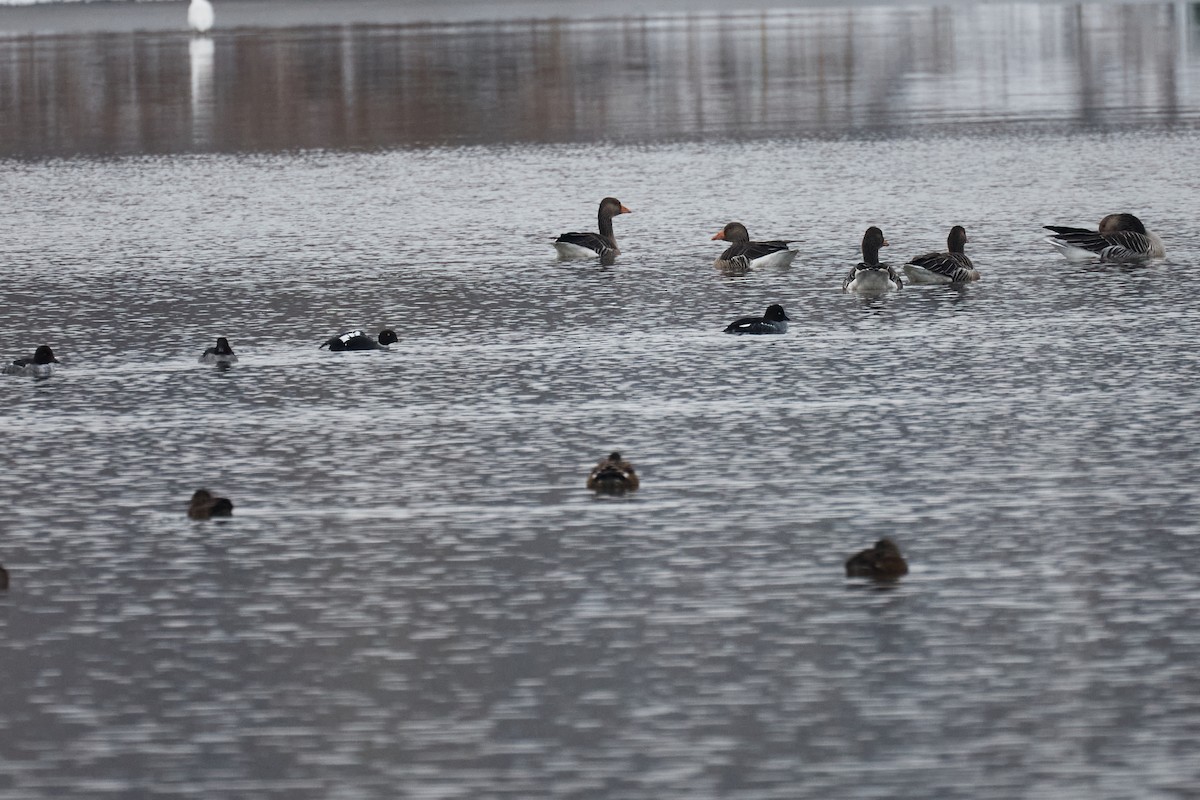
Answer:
619;205;632;214
711;231;726;241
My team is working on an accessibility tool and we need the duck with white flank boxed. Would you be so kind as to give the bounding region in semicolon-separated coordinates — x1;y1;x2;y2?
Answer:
553;197;631;264
320;330;398;351
1043;213;1165;263
2;345;59;377
711;222;797;272
903;225;980;284
723;304;790;335
587;452;640;494
843;227;903;293
199;337;238;365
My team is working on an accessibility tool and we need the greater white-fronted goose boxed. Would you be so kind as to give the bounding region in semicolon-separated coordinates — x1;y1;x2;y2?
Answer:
553;197;631;263
199;337;238;365
320;329;398;351
723;303;790;335
1043;213;1165;262
903;226;980;284
711;222;797;271
2;345;59;377
587;452;640;494
845;538;909;580
843;227;902;293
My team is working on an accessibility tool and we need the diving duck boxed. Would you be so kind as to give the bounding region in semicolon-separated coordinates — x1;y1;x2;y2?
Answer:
587;452;640;494
199;337;238;365
188;489;233;520
2;345;59;377
320;329;398;351
723;304;790;335
845;538;909;580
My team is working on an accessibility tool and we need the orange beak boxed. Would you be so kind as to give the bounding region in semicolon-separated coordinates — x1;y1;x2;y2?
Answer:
620;205;632;214
712;230;726;241
882;239;890;247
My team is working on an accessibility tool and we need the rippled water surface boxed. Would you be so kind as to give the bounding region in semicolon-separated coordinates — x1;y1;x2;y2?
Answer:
3;2;1200;798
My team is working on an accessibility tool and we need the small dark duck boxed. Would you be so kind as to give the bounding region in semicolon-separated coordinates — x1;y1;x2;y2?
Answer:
723;303;790;335
320;329;398;351
199;337;238;365
0;563;8;591
587;452;640;494
845;538;909;580
2;344;59;376
188;489;234;520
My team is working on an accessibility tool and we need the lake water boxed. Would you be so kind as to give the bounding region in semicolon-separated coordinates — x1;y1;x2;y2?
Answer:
2;1;1200;798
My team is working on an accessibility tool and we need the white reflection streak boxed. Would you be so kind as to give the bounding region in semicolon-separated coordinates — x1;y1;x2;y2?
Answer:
189;36;215;147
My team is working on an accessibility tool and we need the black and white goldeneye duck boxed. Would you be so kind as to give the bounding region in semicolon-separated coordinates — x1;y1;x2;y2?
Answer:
723;303;790;335
845;538;909;580
320;329;398;351
711;222;798;272
188;489;233;520
903;225;980;284
199;337;238;365
553;197;631;264
1043;213;1165;263
587;451;640;494
2;345;59;377
843;227;903;293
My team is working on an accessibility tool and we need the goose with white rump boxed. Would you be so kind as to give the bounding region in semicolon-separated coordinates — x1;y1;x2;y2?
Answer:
1043;213;1165;263
843;227;902;293
553;197;631;264
711;222;797;272
903;225;980;284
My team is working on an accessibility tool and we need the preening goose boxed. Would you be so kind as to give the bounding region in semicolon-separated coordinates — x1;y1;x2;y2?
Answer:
1043;213;1165;263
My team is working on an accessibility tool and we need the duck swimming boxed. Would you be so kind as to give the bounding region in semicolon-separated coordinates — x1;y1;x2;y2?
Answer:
843;227;903;293
553;197;631;264
188;489;233;520
845;538;909;580
199;337;238;365
587;452;640;494
320;329;398;351
723;304;790;335
903;225;980;284
2;345;59;377
711;222;797;272
1043;213;1165;263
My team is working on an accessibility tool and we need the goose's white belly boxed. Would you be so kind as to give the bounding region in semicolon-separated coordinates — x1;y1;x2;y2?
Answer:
553;242;601;260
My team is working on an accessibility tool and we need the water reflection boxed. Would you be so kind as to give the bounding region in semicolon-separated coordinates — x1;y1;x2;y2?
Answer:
188;36;214;146
1;3;1198;156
